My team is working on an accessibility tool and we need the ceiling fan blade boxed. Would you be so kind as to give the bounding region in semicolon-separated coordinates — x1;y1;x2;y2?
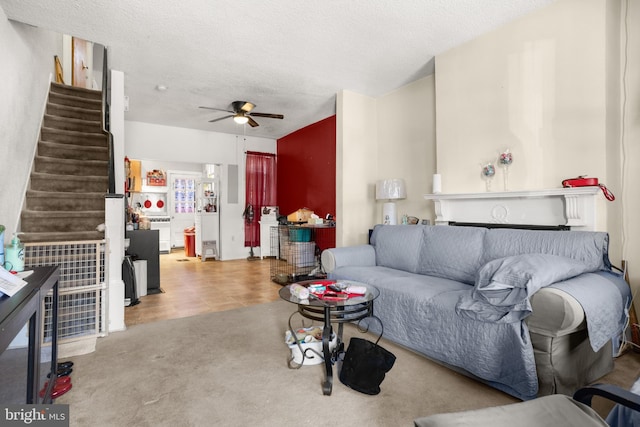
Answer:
203;101;278;127
232;101;255;113
200;106;234;113
208;115;233;123
249;112;284;119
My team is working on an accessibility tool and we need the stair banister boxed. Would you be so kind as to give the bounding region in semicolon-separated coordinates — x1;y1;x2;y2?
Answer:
101;46;116;195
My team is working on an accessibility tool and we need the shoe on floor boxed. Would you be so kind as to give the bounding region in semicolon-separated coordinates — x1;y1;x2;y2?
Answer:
39;380;72;399
57;361;74;370
47;367;72;378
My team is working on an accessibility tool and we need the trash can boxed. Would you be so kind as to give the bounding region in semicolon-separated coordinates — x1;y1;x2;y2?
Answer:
133;259;147;297
122;255;140;306
184;227;196;257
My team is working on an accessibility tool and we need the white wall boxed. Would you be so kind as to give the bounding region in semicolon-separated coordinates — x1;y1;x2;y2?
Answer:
434;0;640;302
620;0;640;310
336;76;437;247
436;0;609;196
435;0;620;244
377;76;436;224
604;0;623;265
336;90;379;247
124;121;276;260
0;11;63;243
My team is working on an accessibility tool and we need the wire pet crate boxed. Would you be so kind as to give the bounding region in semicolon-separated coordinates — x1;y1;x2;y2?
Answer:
270;225;325;285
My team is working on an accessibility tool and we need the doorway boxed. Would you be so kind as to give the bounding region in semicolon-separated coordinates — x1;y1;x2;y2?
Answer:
72;37;90;88
168;171;201;248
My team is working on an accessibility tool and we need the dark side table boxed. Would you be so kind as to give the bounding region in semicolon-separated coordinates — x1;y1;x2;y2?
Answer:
279;280;380;395
0;266;60;403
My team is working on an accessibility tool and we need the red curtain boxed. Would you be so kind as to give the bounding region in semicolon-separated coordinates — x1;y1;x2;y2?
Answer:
245;151;276;247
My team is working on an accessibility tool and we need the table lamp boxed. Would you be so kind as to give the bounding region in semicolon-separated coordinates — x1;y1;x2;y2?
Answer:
375;179;406;225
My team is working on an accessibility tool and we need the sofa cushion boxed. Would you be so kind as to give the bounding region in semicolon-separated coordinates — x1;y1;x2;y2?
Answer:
416;225;487;284
371;225;426;273
330;265;470;299
482;229;610;271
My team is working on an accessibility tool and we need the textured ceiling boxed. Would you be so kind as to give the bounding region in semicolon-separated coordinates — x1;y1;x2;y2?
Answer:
1;0;555;140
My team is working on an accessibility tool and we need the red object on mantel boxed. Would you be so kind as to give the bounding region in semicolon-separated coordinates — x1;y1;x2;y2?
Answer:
562;176;599;187
144;200;152;208
562;176;615;201
157;200;164;208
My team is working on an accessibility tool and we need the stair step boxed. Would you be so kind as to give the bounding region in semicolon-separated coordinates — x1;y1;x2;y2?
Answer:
46;102;102;122
35;156;108;176
22;83;109;245
43;114;102;134
48;91;101;110
20;231;105;244
30;172;108;193
25;190;106;212
38;140;108;162
40;127;107;147
21;210;105;233
50;82;101;101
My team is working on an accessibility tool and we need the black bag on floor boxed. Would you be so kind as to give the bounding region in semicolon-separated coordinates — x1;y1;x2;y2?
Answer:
339;337;396;395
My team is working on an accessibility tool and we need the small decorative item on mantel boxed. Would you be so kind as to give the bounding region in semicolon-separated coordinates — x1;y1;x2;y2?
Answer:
498;149;513;191
481;162;496;192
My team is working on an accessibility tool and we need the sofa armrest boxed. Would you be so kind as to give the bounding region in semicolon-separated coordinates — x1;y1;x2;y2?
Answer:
321;245;376;273
527;288;586;337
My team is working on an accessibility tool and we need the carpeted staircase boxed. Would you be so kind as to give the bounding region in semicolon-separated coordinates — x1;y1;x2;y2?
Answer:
20;82;108;243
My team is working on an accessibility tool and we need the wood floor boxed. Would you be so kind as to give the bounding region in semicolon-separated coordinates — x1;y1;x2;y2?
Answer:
124;249;283;326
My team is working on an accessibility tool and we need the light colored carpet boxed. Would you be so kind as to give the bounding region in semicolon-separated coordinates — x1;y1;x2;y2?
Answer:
56;300;640;426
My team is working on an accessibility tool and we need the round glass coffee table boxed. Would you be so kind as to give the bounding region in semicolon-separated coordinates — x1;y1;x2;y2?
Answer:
279;279;380;395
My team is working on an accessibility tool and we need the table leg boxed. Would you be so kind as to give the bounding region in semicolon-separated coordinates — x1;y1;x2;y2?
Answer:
322;306;333;395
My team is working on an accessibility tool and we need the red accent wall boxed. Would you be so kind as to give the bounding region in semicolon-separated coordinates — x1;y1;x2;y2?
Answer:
277;115;336;249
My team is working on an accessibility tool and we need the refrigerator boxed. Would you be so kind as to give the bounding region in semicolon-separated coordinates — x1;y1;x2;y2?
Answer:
195;178;220;260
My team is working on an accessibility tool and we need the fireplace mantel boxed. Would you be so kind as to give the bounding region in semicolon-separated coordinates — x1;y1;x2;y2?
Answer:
424;187;601;231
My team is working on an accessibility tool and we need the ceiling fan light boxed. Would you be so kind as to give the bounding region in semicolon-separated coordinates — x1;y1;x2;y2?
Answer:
233;114;249;124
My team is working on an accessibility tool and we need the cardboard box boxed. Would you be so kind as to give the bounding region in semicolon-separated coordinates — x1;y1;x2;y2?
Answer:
287;208;314;222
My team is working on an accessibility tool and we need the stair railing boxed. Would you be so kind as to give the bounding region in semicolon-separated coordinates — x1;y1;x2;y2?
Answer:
101;46;116;194
54;55;65;84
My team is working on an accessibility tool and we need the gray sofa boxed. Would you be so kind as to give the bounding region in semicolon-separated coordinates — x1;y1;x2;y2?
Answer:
321;225;630;400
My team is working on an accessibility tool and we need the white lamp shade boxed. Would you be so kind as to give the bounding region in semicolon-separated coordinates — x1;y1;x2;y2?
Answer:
376;178;407;200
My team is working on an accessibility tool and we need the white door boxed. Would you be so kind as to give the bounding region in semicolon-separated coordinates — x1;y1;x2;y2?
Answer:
169;172;201;248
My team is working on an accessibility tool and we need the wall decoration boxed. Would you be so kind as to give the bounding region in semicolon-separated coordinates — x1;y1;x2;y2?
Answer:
481;162;496;192
498;149;513;191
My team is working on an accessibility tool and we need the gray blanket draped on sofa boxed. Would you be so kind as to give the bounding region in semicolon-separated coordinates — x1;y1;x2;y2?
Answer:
325;225;630;400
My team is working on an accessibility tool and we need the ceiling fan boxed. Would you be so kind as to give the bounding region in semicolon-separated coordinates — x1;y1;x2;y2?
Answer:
199;101;284;127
